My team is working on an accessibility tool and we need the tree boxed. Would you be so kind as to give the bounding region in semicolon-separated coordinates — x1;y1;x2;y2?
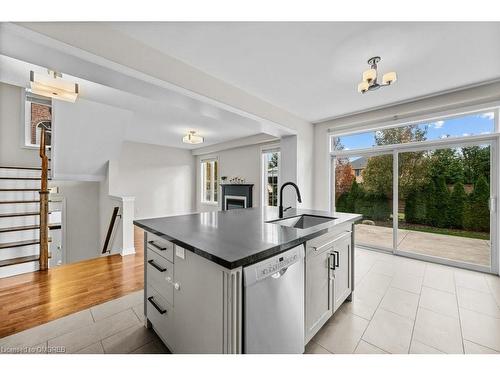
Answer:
335;161;355;196
464;176;490;232
374;124;427;146
448;182;466;229
363;124;429;198
429;148;464;185
362;154;393;197
268;152;278;169
462;146;490;184
434;176;450;228
424;181;437;226
346;180;363;213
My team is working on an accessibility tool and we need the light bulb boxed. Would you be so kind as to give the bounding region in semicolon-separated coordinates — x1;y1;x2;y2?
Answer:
357;81;369;94
362;69;377;83
382;71;397;85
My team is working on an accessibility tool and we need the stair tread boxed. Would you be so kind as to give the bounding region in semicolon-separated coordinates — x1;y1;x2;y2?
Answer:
0;177;43;180
0;239;41;249
0;238;52;249
0;255;39;267
0;211;56;218
0;224;61;233
0;189;40;192
0;253;52;268
0;166;42;171
0;212;40;218
0;200;43;204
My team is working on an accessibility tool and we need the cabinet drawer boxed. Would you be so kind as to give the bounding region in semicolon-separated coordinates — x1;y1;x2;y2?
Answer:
146;232;174;262
146;285;175;348
146;249;174;304
306;224;351;257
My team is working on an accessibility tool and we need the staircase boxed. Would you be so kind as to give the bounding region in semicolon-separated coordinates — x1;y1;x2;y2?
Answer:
0;125;62;278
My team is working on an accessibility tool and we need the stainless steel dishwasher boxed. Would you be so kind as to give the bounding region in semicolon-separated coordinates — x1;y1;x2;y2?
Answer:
243;245;305;354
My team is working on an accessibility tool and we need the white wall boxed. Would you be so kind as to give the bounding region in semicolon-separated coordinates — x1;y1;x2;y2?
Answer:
0;82;39;167
110;141;196;219
196;142;278;212
52;97;132;180
50;180;101;263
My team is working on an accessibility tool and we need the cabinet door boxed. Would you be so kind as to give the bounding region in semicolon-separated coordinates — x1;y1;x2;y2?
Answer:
332;233;351;312
305;248;333;342
172;247;224;353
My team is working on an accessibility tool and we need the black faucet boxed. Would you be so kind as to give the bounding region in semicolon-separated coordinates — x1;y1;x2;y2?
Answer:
279;182;302;218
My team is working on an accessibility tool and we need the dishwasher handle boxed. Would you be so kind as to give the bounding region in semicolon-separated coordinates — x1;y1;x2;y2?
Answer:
271;267;288;279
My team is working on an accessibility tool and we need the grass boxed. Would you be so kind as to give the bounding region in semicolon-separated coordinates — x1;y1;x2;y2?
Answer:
358;220;490;240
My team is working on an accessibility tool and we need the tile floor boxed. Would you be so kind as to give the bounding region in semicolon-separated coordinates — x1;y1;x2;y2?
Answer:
306;248;500;354
0;290;169;354
1;248;499;354
356;224;490;266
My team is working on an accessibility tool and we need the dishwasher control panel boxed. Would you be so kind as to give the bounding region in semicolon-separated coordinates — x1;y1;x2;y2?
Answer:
256;250;300;280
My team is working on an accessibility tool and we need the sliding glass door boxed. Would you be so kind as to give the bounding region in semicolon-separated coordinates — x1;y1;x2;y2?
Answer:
395;143;493;269
331;109;498;273
334;153;394;251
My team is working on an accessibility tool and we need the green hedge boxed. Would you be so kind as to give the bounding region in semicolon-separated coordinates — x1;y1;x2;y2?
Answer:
337;181;391;221
405;176;489;232
339;177;489;232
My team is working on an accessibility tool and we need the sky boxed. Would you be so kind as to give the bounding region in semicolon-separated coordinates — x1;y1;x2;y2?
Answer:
337;112;495;151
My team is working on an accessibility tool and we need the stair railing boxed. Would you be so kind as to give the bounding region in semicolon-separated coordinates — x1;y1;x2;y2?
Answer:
38;122;51;271
102;206;121;254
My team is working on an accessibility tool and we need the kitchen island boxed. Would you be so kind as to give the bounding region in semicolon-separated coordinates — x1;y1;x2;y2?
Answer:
134;207;361;354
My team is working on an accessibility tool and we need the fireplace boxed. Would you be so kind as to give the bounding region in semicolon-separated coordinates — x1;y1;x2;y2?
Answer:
224;195;247;210
221;184;253;210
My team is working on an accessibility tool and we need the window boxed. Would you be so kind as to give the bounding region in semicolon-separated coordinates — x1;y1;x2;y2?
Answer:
331;108;498;273
333;111;495;152
262;149;280;207
201;159;218;204
24;91;52;147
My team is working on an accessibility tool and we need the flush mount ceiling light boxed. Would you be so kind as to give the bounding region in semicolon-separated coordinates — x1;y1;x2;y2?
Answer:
30;70;79;103
357;56;397;94
183;130;204;144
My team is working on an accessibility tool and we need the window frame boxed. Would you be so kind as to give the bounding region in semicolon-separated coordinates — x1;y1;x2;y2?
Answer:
329;106;500;275
261;146;281;207
200;158;218;205
23;90;53;149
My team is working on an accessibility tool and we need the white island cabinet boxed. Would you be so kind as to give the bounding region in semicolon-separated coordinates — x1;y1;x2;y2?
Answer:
142;222;355;353
305;222;354;343
144;232;242;354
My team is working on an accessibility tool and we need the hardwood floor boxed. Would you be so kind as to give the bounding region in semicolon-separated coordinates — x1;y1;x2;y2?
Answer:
0;227;145;338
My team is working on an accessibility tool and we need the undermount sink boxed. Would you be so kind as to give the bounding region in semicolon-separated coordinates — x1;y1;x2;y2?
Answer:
267;214;336;229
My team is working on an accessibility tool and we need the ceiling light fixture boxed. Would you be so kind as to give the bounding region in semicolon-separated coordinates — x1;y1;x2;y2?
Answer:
30;70;79;103
357;56;397;94
183;130;204;144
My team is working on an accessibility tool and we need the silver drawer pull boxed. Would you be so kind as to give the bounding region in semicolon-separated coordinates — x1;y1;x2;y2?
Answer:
312;230;351;252
148;259;166;272
148;296;166;314
148;240;167;251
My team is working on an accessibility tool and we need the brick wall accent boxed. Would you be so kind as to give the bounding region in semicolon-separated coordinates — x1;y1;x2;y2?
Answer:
30;103;51;145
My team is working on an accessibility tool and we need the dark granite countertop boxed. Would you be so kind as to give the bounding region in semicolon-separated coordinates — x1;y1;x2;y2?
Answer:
134;207;361;269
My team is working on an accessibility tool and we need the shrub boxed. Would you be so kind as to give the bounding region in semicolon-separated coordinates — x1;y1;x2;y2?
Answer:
346;180;363;213
464;176;490;232
335;192;350;212
405;188;427;225
424;181;437;226
354;193;391;221
448;182;466;229
434;176;450;228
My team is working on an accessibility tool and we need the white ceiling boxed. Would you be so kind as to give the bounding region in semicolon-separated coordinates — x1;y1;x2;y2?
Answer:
0;54;285;149
111;22;500;123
